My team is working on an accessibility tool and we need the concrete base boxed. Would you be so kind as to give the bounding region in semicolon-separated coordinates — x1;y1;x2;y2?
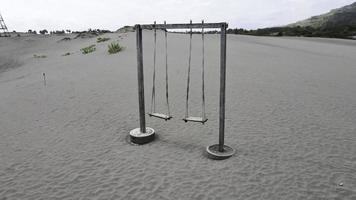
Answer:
129;127;155;145
206;144;235;160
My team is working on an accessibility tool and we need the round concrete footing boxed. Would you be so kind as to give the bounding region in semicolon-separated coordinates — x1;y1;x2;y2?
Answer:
206;144;235;160
129;127;155;145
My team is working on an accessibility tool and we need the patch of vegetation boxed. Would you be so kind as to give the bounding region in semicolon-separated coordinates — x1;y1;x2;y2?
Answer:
62;52;71;56
80;45;96;54
73;29;112;39
227;25;356;40
39;29;48;35
108;42;123;54
33;54;47;58
97;37;110;43
58;37;71;43
75;32;98;39
50;30;65;35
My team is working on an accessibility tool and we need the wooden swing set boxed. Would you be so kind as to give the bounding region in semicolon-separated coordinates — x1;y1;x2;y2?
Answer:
130;20;235;160
148;20;207;124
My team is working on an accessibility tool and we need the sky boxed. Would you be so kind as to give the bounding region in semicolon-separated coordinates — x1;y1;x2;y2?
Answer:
0;0;355;32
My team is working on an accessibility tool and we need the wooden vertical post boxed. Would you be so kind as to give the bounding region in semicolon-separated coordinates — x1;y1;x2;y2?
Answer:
136;25;146;133
219;23;227;152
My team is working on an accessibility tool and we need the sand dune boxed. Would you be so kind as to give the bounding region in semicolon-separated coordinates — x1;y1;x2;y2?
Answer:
0;32;356;199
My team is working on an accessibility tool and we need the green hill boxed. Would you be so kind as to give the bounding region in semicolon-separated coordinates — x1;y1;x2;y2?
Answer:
228;2;356;39
289;2;356;29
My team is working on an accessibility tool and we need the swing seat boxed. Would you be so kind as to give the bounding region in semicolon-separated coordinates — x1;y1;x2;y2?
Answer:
148;113;172;121
183;117;208;124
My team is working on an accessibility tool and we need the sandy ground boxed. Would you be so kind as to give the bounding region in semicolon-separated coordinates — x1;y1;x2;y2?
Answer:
0;31;356;200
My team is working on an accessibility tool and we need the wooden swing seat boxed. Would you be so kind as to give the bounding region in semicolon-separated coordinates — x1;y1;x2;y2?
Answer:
148;113;172;121
183;117;208;124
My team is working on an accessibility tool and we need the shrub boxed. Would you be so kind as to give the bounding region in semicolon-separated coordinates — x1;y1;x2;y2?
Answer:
74;32;99;39
97;37;110;43
53;30;65;35
39;29;48;35
108;42;123;54
57;37;71;43
80;45;96;54
33;54;47;58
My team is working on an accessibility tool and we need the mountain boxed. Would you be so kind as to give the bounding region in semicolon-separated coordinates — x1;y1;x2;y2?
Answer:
227;2;356;39
288;2;356;29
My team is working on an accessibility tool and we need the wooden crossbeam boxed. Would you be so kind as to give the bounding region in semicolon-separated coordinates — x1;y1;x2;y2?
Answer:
138;22;228;30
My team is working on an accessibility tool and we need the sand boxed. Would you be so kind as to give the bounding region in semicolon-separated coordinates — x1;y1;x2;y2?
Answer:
0;31;356;199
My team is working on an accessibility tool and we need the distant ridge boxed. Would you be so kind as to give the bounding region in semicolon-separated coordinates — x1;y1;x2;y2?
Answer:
116;26;135;33
288;2;356;29
227;2;356;39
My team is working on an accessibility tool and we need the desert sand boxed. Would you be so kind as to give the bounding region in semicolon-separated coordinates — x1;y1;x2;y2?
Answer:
0;31;356;199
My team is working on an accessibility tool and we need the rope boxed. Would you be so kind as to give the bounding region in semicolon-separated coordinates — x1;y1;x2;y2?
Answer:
201;20;206;120
164;21;171;116
151;21;157;113
185;20;193;118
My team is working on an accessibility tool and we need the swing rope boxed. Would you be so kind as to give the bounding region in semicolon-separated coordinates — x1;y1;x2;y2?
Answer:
150;21;157;114
149;21;171;120
201;20;206;120
185;20;193;119
184;20;207;122
164;21;171;116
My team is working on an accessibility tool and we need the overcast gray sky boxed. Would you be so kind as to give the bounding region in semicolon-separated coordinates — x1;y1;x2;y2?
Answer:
1;0;355;32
